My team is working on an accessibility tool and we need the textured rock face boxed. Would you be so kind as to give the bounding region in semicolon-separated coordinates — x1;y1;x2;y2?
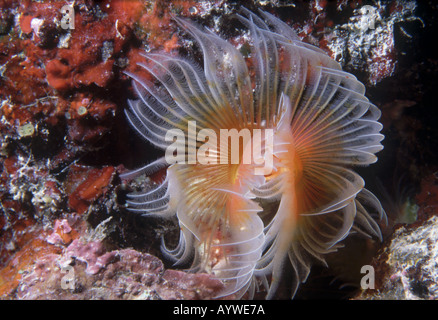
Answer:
14;243;225;300
324;1;418;85
356;215;438;300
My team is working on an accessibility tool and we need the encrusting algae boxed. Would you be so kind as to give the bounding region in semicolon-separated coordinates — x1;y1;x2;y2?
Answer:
120;9;387;299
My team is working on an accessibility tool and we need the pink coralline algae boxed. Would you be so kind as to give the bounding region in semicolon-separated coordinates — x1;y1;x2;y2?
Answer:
46;219;79;246
61;239;118;275
14;241;225;300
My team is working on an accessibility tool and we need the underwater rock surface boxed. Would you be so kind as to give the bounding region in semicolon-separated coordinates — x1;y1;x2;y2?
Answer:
355;173;438;300
357;215;438;299
14;238;225;300
1;0;437;299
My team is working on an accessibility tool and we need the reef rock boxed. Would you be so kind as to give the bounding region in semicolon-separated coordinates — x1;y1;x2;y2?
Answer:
11;240;224;300
357;214;438;300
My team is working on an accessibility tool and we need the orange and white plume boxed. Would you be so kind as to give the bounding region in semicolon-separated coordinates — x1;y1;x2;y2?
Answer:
120;9;386;299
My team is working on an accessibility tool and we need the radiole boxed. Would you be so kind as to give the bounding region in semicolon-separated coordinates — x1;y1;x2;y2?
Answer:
121;8;386;299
